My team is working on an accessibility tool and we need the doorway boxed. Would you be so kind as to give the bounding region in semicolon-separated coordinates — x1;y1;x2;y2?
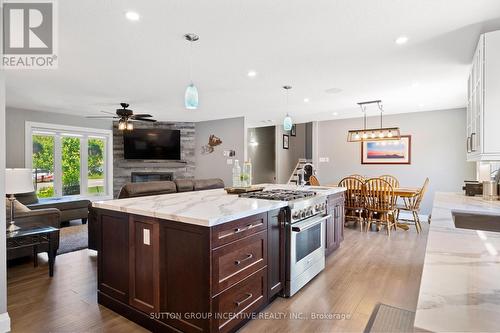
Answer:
247;126;276;184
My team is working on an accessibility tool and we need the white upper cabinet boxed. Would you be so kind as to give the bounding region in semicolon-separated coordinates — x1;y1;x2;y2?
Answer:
467;30;500;161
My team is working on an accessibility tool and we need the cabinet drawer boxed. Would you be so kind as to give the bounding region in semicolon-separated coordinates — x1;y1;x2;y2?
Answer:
211;212;267;248
212;231;267;295
213;268;267;333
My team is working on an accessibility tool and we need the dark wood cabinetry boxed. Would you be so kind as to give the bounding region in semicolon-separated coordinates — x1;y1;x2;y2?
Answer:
267;208;286;299
92;207;287;333
325;192;345;256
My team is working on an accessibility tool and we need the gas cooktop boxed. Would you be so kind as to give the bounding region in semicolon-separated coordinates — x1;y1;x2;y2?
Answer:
239;189;317;201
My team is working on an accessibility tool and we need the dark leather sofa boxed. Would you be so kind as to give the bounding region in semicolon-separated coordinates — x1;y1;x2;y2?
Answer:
6;200;60;260
88;178;225;250
16;191;90;226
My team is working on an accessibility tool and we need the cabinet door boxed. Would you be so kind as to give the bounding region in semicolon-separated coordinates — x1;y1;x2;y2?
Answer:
334;201;345;244
325;214;336;256
98;211;129;303
129;215;160;313
267;208;286;298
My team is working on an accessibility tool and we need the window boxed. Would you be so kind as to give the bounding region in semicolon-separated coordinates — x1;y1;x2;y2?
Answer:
26;122;113;199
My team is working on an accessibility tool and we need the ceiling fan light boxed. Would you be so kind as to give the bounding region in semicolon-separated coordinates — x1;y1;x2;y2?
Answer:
185;83;199;110
283;114;293;131
118;120;126;131
126;122;134;130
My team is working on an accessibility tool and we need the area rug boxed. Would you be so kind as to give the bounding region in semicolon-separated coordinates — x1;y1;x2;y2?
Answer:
57;223;88;255
364;303;415;333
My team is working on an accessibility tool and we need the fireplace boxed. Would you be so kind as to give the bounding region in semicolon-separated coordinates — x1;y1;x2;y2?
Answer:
131;172;173;183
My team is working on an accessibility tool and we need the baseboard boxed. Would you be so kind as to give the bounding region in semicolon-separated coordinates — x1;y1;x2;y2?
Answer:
0;312;11;333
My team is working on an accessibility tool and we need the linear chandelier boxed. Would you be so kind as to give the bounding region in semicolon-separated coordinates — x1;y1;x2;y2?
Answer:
347;100;401;142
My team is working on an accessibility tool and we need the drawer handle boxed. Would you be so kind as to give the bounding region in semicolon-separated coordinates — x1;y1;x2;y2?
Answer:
234;292;253;307
234;253;253;266
233;223;257;234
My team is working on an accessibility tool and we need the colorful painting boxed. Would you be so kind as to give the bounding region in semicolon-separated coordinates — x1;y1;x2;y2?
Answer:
361;135;411;164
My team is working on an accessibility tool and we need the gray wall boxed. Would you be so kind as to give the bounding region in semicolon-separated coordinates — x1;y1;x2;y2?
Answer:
195;117;245;186
5;107;112;168
248;126;276;184
113;121;195;197
276;123;307;184
317;108;475;214
0;73;9;329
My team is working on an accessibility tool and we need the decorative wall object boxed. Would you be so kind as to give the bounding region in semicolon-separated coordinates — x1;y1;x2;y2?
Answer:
290;124;296;136
361;135;411;164
201;134;222;154
283;134;289;149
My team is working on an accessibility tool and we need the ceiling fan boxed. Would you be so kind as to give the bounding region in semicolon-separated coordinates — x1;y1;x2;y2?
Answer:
86;103;157;130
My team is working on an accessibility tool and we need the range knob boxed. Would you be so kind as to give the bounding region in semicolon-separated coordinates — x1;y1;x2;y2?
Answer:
292;211;300;220
301;210;306;218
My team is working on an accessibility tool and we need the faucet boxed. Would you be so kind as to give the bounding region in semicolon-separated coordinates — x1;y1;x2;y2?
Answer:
299;163;315;187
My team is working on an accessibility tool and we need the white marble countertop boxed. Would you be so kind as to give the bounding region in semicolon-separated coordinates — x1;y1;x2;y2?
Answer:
92;184;346;227
415;192;500;332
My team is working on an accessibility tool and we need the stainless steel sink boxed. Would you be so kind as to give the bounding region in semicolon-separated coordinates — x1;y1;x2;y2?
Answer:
452;210;500;233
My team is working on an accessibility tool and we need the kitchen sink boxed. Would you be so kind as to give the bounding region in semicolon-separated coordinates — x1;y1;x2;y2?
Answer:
452;210;500;233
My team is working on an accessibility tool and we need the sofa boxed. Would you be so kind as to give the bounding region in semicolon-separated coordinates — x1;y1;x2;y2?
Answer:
117;178;225;199
5;198;60;260
88;178;224;250
15;191;90;226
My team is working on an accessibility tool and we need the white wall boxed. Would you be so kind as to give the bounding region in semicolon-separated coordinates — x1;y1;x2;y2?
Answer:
0;73;10;331
276;123;307;184
195;117;245;186
317;108;475;214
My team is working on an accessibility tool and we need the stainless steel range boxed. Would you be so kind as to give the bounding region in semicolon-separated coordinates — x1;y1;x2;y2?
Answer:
240;189;329;297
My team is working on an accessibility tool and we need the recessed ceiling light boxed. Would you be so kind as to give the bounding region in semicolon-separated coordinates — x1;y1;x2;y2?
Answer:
247;70;257;77
411;81;420;88
395;36;408;45
303;98;310;103
125;11;140;21
325;87;343;94
332;112;339;116
418;103;425;108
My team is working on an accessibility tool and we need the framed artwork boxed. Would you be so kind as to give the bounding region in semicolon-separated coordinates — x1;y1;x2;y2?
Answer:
283;134;289;149
361;135;411;164
290;124;296;136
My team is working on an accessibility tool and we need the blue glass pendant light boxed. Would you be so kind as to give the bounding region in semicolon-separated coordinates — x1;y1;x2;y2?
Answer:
282;86;293;131
185;83;199;109
184;33;199;110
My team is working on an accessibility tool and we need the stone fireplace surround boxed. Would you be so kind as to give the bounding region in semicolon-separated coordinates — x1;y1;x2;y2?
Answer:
113;121;195;198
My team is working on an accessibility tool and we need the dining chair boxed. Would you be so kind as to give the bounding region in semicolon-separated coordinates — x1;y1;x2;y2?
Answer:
396;178;430;233
339;176;365;231
363;178;398;235
309;175;320;186
379;175;400;188
349;174;366;182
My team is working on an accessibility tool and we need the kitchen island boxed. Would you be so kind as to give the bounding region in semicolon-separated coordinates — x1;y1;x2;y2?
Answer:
415;192;500;332
91;185;345;333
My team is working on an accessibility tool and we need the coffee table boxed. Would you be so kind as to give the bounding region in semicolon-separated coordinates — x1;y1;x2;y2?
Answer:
7;226;60;277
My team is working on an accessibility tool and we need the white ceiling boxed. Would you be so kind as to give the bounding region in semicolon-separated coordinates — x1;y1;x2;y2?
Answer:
6;0;500;127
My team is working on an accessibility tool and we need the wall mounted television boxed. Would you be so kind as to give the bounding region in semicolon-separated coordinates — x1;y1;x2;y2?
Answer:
123;128;181;160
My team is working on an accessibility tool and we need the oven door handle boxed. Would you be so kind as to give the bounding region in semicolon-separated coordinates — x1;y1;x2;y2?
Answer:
291;214;331;233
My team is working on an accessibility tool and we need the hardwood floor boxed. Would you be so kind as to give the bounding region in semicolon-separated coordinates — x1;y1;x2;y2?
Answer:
7;223;429;333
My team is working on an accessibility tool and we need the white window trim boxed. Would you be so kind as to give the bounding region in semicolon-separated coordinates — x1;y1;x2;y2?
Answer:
25;121;113;201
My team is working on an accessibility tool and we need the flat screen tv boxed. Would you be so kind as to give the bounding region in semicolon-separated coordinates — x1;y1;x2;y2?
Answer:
123;129;181;160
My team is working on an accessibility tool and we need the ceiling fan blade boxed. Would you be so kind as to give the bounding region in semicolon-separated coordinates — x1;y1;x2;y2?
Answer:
100;110;117;115
131;114;153;118
85;116;118;119
133;118;157;122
